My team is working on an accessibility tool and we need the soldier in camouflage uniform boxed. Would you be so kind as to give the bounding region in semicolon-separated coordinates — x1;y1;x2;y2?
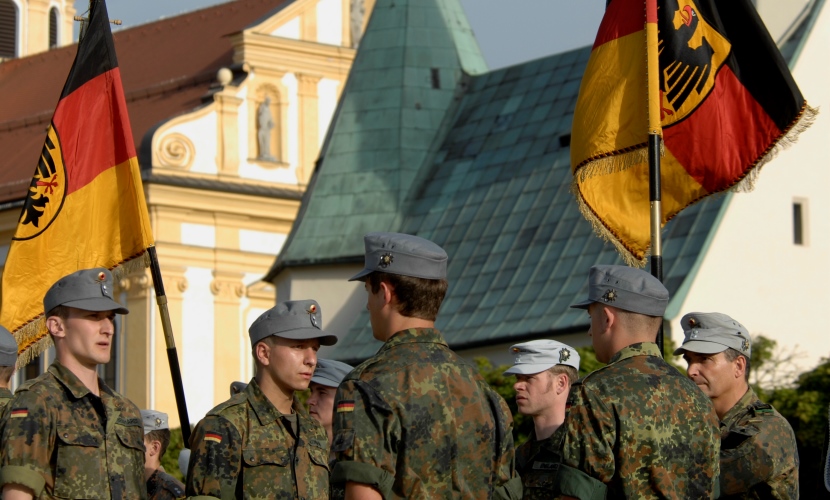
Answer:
0;325;17;411
308;358;353;499
141;410;185;500
331;232;522;499
675;312;799;499
555;265;720;499
186;299;336;499
0;268;147;499
503;340;581;499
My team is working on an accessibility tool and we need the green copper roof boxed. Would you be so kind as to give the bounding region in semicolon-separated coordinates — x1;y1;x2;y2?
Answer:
267;0;487;275
327;47;728;362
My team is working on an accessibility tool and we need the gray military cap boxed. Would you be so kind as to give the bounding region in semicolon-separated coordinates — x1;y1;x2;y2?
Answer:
674;312;752;357
140;409;169;434
43;268;128;315
503;340;580;375
349;232;448;281
0;325;17;367
311;358;354;388
249;299;337;346
571;264;668;317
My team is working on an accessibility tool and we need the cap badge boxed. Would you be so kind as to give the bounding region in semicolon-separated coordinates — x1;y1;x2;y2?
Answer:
511;347;520;353
741;338;750;352
378;253;394;269
307;304;319;328
155;417;162;428
688;317;698;327
97;271;106;282
602;289;617;302
559;348;571;364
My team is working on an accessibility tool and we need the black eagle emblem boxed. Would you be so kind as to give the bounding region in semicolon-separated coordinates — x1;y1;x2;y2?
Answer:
658;0;716;118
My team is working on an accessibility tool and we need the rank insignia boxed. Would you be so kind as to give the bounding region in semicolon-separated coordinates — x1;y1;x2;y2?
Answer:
690;330;698;339
307;304;319;328
741;339;750;352
10;408;28;419
559;348;571;363
204;433;222;444
378;253;393;269
602;289;617;302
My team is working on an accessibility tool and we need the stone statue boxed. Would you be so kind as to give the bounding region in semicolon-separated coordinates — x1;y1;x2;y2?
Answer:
350;0;365;48
257;97;276;161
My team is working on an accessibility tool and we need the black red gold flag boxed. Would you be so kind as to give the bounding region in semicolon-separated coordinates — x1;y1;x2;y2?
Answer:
1;0;153;364
571;0;816;264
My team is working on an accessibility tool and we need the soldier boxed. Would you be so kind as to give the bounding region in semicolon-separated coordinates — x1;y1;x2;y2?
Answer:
0;325;17;411
0;268;146;499
186;299;335;499
503;340;580;499
675;312;799;499
141;409;185;500
556;265;719;499
308;358;354;448
331;232;522;499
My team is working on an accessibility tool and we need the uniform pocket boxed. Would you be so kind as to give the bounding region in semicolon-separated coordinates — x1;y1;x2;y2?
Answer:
307;443;330;471
54;425;106;499
114;422;147;498
242;447;290;467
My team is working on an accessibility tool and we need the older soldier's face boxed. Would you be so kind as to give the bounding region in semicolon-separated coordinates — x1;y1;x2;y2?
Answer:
513;371;559;417
54;307;116;368
682;351;737;399
261;336;320;395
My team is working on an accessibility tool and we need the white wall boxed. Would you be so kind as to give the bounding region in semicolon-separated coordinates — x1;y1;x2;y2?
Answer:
672;3;830;373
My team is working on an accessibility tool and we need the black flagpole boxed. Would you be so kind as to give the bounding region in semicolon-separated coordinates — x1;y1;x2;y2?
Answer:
147;245;192;445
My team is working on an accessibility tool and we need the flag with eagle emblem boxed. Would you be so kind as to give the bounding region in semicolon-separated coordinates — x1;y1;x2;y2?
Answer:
571;0;817;265
0;0;153;365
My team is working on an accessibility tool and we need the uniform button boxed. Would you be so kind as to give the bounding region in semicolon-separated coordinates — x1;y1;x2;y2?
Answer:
64;434;68;438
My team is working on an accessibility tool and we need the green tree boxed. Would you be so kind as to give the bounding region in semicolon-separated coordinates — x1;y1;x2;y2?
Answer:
162;427;185;481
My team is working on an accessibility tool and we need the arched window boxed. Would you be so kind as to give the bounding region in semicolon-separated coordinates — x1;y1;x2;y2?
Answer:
0;0;17;58
49;6;59;49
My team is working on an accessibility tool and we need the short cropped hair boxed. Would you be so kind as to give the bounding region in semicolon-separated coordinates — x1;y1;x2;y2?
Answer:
548;364;579;386
45;305;70;320
366;272;448;321
723;347;751;382
146;428;172;456
0;366;15;385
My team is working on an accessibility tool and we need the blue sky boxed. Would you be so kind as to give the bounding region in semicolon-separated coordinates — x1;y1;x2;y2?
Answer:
74;0;605;69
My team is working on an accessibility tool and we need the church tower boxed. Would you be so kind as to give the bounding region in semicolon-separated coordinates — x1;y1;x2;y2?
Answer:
0;0;75;60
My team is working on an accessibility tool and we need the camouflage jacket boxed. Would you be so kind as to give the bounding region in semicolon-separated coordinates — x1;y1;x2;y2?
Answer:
0;361;147;499
718;388;799;499
560;342;720;499
516;427;565;499
0;387;11;412
148;468;185;500
331;328;522;499
186;378;330;499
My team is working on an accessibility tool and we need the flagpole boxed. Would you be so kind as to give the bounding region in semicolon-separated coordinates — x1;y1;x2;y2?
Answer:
147;245;192;445
645;0;664;355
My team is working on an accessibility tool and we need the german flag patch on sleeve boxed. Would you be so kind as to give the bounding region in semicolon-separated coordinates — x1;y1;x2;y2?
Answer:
204;432;222;443
336;401;355;413
10;408;28;418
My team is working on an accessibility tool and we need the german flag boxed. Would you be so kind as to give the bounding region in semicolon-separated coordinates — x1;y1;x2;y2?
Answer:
571;0;816;265
0;0;153;365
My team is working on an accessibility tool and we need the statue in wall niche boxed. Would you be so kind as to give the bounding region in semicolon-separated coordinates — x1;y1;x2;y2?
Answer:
350;0;364;48
257;96;276;161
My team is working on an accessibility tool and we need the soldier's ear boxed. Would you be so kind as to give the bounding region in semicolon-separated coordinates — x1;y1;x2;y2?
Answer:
733;354;747;380
254;340;271;366
46;316;65;338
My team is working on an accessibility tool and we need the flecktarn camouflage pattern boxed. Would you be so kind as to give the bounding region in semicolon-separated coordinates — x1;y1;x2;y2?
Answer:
0;362;147;499
331;328;522;499
147;468;185;500
718;388;798;499
561;342;720;498
186;378;330;499
0;387;12;413
516;428;566;499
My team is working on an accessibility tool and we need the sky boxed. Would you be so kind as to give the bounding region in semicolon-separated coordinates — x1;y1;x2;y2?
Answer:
73;0;606;69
